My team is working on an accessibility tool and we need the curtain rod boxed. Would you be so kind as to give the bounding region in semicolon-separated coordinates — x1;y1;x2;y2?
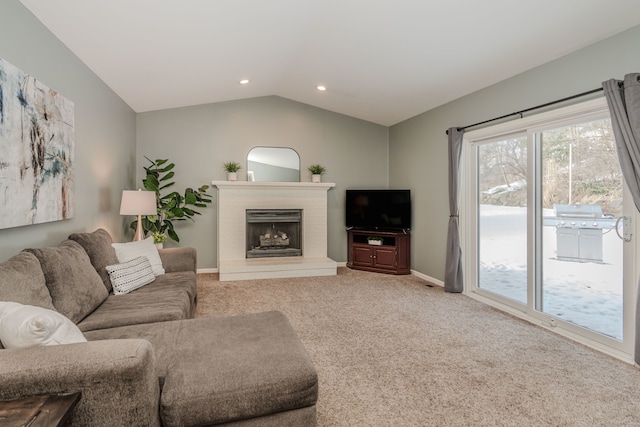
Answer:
445;87;604;135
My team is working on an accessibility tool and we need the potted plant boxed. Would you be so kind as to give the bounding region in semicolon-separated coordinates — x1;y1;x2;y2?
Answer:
133;157;213;243
367;236;384;245
308;164;326;183
152;231;167;249
223;161;241;181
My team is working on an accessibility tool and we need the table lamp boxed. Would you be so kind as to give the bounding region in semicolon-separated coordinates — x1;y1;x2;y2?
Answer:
119;189;157;241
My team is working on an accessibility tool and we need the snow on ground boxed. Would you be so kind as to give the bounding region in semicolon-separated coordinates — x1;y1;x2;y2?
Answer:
478;205;623;340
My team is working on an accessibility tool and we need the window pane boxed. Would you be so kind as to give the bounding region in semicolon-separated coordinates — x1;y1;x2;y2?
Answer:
539;119;623;340
478;136;528;304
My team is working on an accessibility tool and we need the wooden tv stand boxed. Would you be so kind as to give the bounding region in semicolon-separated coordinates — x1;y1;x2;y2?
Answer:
347;229;410;275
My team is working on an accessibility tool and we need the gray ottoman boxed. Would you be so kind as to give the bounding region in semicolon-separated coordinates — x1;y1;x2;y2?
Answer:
160;311;318;426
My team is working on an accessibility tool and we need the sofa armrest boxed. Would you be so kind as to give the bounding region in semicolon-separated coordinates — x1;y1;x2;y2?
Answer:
0;339;160;426
159;247;197;273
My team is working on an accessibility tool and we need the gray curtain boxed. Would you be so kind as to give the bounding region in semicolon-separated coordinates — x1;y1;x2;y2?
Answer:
602;73;640;363
444;127;464;293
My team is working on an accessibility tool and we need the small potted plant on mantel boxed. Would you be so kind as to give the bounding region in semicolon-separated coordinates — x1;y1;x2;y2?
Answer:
308;164;326;183
223;161;242;181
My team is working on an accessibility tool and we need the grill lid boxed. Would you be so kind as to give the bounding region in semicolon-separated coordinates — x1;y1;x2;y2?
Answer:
553;204;603;219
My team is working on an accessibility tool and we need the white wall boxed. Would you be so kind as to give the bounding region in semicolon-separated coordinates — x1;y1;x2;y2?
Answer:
136;96;388;268
0;0;136;262
390;25;640;281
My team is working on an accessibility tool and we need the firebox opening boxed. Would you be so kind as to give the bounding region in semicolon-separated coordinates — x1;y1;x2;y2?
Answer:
246;209;302;258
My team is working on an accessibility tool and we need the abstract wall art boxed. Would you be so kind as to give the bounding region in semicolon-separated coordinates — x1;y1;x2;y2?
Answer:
0;57;74;229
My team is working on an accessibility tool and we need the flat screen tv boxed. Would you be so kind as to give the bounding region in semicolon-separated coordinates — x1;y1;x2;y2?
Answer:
345;189;411;231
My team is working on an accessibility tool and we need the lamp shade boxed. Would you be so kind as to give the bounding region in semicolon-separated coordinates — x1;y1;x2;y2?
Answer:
119;190;157;215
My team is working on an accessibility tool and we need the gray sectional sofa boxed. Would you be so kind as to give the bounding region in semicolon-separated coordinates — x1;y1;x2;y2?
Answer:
0;229;318;426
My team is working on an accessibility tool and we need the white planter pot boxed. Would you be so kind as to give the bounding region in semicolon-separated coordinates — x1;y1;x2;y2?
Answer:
312;174;321;183
155;243;164;249
227;172;237;181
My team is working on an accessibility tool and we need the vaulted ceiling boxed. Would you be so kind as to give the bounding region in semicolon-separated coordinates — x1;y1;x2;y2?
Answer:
19;0;640;126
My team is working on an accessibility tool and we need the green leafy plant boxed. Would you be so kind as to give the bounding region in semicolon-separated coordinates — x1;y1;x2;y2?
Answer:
308;164;326;175
132;157;213;243
223;161;242;173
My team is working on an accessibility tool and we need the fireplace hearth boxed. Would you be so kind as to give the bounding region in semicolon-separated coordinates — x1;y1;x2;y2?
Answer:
246;209;302;258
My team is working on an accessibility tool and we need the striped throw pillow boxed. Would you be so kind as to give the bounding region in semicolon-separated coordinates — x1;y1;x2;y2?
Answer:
106;256;156;295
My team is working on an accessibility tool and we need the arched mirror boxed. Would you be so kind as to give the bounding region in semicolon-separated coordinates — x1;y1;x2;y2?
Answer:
247;147;300;182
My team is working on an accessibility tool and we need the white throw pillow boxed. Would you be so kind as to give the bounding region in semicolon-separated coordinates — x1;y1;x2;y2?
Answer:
0;302;87;349
106;256;156;295
112;237;165;276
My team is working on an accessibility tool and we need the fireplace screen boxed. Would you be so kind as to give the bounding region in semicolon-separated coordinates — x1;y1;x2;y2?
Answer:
246;209;302;258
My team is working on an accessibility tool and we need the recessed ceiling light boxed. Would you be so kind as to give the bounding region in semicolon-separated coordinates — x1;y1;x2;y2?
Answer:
240;79;250;85
317;85;326;91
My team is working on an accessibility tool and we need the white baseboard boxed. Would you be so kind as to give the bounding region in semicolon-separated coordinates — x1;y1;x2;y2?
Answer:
411;269;444;287
197;267;218;274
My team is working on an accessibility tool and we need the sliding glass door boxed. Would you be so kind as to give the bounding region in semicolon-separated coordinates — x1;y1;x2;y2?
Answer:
464;99;634;358
537;120;624;340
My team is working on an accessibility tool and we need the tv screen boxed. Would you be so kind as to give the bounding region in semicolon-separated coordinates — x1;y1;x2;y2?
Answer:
345;189;411;231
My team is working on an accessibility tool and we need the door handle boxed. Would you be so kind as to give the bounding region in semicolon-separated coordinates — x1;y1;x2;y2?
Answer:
615;216;632;242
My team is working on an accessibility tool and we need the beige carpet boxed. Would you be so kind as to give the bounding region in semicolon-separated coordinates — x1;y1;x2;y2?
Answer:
195;267;640;426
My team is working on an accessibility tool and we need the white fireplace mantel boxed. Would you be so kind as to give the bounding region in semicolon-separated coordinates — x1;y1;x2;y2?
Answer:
212;181;337;281
212;181;336;191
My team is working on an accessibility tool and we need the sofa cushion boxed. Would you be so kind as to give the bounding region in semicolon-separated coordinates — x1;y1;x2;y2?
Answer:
106;256;156;295
0;251;55;310
112;237;165;276
158;247;197;274
69;228;120;293
0;302;86;349
76;285;192;332
134;271;198;310
159;312;318;426
25;240;109;324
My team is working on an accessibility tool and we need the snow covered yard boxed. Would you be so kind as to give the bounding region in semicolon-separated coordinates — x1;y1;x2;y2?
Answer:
479;205;623;340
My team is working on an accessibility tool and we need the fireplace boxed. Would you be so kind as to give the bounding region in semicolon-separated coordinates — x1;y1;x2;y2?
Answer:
246;209;302;258
212;181;337;281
